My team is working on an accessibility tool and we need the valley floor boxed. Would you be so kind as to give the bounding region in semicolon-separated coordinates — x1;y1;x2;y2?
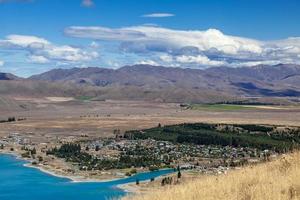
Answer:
1;98;300;199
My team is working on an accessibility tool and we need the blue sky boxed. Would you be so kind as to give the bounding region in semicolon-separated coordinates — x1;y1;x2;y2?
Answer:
0;0;300;77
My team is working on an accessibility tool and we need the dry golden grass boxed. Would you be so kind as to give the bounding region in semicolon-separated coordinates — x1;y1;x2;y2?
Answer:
125;152;300;200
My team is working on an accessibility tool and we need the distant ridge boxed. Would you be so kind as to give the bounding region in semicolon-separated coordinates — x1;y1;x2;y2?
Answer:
30;64;300;98
0;72;21;81
1;64;300;104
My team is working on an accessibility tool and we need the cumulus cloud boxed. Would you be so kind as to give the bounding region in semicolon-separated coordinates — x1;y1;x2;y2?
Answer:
4;34;50;47
0;34;99;64
65;25;300;67
27;55;49;64
175;55;225;66
142;13;175;18
39;45;98;62
159;54;173;63
0;60;4;67
2;26;299;73
65;26;262;55
230;60;282;67
159;54;225;67
136;60;159;66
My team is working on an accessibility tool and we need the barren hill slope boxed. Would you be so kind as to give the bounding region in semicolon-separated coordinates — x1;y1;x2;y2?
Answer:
1;64;300;104
30;64;300;98
124;152;300;200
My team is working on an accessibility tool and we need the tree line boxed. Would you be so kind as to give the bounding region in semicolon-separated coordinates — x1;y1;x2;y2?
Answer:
124;123;300;153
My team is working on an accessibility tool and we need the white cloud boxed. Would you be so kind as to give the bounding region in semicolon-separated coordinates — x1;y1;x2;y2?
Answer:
159;54;173;62
0;34;99;63
0;60;4;67
106;60;121;68
159;54;225;66
142;13;175;18
65;26;264;56
137;60;159;66
40;45;99;62
1;26;300;73
65;25;300;67
27;55;49;64
229;60;282;67
65;26;145;40
5;35;50;47
175;55;225;66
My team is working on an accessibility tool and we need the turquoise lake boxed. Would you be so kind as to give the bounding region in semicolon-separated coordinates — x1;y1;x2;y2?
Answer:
0;154;174;200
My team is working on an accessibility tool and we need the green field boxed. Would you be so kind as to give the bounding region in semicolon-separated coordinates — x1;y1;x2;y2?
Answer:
188;104;254;111
75;96;94;101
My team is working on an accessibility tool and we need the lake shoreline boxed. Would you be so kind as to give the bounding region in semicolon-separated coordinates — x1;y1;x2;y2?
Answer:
0;152;173;194
0;151;127;182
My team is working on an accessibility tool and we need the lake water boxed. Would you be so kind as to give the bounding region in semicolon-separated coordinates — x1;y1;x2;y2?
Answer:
0;154;174;200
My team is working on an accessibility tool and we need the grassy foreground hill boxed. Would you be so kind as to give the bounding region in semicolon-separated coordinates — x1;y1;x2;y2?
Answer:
124;152;300;200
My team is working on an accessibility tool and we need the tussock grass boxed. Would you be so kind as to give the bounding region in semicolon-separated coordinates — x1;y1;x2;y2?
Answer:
125;152;300;200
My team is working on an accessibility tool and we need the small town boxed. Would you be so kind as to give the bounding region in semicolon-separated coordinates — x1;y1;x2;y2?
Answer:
0;123;282;178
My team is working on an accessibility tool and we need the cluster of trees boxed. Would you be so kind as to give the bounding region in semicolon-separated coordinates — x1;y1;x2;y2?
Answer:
161;177;173;186
0;117;26;123
125;123;300;153
0;117;15;123
125;168;137;176
47;143;164;171
21;146;37;158
119;145;165;168
21;151;31;158
46;143;92;164
21;146;36;154
161;167;181;186
232;124;273;132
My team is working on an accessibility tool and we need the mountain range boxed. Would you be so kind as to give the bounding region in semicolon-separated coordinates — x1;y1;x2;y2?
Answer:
1;64;300;103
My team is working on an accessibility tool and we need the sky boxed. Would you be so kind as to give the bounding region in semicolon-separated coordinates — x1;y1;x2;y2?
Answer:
0;0;300;77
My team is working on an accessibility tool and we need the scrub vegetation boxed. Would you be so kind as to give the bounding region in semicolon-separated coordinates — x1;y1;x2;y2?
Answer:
125;151;300;200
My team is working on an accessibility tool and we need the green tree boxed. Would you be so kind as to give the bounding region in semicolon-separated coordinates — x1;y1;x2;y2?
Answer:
177;171;182;179
95;145;100;151
31;148;36;155
38;156;43;162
